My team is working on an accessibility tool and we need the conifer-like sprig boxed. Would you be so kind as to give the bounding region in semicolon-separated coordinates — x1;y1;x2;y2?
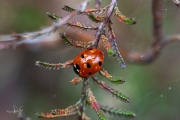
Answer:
66;21;98;31
36;100;81;119
62;5;76;12
46;12;98;32
87;14;106;23
92;77;130;103
107;24;126;68
35;60;73;69
78;5;110;15
51;104;80;115
87;88;108;120
113;6;136;25
61;4;110;15
100;33;115;56
36;111;78;119
99;68;125;84
100;105;136;118
46;12;62;22
60;33;93;49
70;77;83;85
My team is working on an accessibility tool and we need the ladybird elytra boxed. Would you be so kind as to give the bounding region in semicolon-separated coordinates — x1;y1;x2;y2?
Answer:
73;48;104;77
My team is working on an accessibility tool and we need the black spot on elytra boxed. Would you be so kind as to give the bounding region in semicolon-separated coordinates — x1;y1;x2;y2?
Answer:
73;64;80;75
98;61;102;66
88;72;92;75
81;54;84;58
86;63;91;68
76;64;80;70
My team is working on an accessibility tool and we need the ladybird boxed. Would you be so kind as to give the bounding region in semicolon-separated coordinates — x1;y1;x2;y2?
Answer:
73;48;104;77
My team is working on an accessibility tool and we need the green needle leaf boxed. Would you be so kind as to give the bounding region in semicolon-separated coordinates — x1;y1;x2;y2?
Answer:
100;105;136;118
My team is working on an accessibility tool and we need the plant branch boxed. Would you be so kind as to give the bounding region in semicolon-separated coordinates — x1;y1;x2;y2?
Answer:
95;0;101;9
78;77;89;120
93;0;117;48
152;0;163;45
121;34;180;63
0;11;77;49
0;0;90;49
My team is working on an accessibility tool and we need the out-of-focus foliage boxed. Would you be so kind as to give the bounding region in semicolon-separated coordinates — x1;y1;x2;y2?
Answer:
0;0;180;120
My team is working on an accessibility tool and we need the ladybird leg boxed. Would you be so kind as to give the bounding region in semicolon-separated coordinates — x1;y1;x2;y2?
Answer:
35;60;73;70
99;68;125;84
70;77;83;85
92;77;130;103
86;88;108;120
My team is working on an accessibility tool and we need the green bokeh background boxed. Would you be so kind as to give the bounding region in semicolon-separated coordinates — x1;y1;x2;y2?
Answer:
0;0;180;120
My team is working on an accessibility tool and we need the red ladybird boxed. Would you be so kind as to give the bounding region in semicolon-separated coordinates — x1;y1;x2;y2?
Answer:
73;48;104;77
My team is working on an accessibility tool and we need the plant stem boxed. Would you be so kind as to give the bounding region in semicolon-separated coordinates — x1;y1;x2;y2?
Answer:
93;0;117;48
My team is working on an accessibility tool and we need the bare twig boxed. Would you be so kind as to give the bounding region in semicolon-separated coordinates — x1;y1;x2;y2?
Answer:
0;11;77;49
78;77;90;120
0;0;90;49
121;34;180;63
152;0;163;45
78;0;91;12
95;0;101;9
118;0;164;63
93;0;117;48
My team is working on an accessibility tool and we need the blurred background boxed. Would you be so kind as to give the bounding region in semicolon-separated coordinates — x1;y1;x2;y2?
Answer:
0;0;180;120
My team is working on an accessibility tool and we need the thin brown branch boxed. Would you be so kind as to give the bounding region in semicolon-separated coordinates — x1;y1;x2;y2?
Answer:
93;0;116;48
78;77;90;120
0;11;77;49
78;0;91;12
118;0;163;63
121;34;180;63
152;0;163;46
0;0;90;50
95;0;101;9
